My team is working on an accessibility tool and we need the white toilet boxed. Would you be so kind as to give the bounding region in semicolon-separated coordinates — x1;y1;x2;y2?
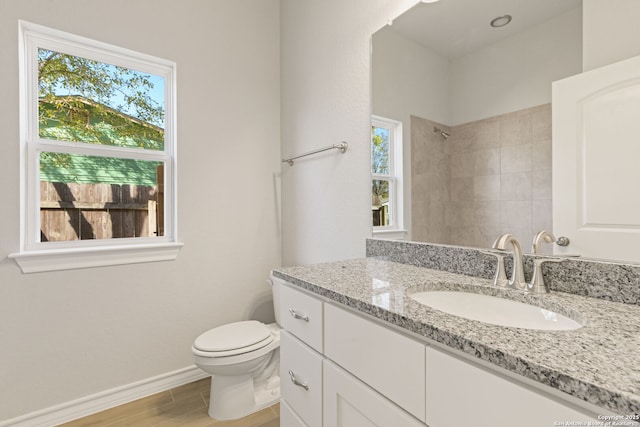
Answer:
192;278;281;420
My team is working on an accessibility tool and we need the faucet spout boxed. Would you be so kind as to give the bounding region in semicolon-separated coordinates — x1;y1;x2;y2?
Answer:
532;230;556;254
492;234;526;290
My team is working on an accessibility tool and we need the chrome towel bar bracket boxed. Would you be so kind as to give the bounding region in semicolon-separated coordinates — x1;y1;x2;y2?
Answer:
282;141;348;166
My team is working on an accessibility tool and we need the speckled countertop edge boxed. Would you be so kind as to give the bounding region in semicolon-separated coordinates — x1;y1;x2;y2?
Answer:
272;258;640;416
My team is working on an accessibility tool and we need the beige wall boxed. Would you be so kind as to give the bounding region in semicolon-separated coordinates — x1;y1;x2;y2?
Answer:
583;0;640;71
0;0;280;421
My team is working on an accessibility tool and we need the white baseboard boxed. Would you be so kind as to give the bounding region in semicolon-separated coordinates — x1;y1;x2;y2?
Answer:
0;366;209;427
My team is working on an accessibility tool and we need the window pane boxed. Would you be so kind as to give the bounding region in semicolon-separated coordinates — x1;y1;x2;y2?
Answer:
372;126;390;174
39;152;164;241
372;179;391;226
38;48;165;150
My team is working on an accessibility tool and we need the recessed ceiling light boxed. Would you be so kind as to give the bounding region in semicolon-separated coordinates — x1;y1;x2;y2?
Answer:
490;15;512;28
421;0;441;3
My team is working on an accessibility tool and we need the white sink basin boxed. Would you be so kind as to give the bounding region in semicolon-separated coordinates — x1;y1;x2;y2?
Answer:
409;291;582;331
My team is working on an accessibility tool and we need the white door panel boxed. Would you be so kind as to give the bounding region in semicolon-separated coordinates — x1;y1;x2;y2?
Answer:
553;54;640;262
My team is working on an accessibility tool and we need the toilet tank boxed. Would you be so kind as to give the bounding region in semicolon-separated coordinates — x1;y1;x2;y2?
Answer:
269;274;282;325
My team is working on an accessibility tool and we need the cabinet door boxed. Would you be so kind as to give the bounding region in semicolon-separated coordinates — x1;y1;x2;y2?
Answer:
281;400;308;427
323;360;425;427
280;331;323;427
553;53;640;262
425;346;598;427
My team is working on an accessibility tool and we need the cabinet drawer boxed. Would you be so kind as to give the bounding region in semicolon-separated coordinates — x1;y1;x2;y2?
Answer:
280;331;323;427
280;399;308;427
279;282;323;352
324;303;426;423
425;346;598;427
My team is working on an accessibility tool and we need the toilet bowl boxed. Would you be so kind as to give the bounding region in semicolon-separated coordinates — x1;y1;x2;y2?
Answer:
192;277;282;420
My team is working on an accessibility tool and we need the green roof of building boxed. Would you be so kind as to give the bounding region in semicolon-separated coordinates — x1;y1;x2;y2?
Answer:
39;96;164;186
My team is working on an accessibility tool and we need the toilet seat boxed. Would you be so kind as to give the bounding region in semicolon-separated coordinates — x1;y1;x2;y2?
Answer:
193;321;274;358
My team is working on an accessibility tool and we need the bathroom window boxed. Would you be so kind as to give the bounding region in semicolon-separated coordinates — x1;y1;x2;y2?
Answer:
11;21;181;273
371;116;403;232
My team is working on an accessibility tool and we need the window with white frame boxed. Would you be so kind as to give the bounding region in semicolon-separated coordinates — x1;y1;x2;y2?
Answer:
11;21;181;273
371;116;403;231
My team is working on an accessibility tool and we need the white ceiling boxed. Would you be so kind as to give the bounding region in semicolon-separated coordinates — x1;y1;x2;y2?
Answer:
382;0;582;59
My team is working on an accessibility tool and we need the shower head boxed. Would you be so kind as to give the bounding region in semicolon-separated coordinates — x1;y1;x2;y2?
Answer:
433;127;450;140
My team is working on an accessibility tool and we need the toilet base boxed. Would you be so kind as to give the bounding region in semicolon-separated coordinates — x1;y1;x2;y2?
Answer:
208;373;281;420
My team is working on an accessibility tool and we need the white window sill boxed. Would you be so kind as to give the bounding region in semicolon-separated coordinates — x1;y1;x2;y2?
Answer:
9;242;183;273
372;228;408;240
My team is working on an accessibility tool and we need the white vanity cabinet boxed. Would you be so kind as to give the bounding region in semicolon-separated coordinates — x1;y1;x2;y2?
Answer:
278;282;424;427
277;280;601;427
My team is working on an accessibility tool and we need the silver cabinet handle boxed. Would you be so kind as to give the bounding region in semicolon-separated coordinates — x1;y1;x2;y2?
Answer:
288;370;309;390
288;308;309;322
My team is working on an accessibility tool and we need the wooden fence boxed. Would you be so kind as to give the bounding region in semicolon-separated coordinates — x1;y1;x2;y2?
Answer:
40;181;161;241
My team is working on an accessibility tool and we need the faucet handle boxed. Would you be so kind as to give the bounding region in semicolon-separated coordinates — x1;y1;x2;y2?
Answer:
491;234;526;289
529;256;563;293
481;249;508;287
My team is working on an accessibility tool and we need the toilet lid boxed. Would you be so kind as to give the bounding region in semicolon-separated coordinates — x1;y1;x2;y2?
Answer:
194;321;273;353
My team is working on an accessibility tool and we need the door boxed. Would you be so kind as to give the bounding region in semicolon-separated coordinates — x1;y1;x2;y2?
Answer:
553;53;640;262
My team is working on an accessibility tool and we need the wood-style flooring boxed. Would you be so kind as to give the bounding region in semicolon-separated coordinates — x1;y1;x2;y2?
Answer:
58;378;279;427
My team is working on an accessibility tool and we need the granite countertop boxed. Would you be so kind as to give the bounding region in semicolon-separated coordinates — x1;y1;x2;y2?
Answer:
272;257;640;416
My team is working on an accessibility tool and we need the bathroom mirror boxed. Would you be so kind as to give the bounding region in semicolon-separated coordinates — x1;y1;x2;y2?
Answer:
372;0;582;254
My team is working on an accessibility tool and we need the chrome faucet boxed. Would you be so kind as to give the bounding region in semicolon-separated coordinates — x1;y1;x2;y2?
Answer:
529;231;563;293
492;234;527;290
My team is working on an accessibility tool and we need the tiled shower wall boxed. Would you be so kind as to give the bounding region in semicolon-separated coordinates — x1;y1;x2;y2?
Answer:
411;104;552;250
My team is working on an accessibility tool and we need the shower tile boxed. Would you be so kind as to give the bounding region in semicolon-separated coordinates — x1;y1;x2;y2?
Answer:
447;201;475;228
500;114;532;147
501;172;532;201
501;200;532;232
426;201;450;243
532;199;553;233
531;104;552;142
532;139;552;171
532;170;552;200
501;144;532;173
429;176;450;202
473;223;502;248
450;122;476;153
451;150;475;178
471;119;500;150
473;200;501;228
451;177;474;201
474;148;501;176
474;175;501;201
